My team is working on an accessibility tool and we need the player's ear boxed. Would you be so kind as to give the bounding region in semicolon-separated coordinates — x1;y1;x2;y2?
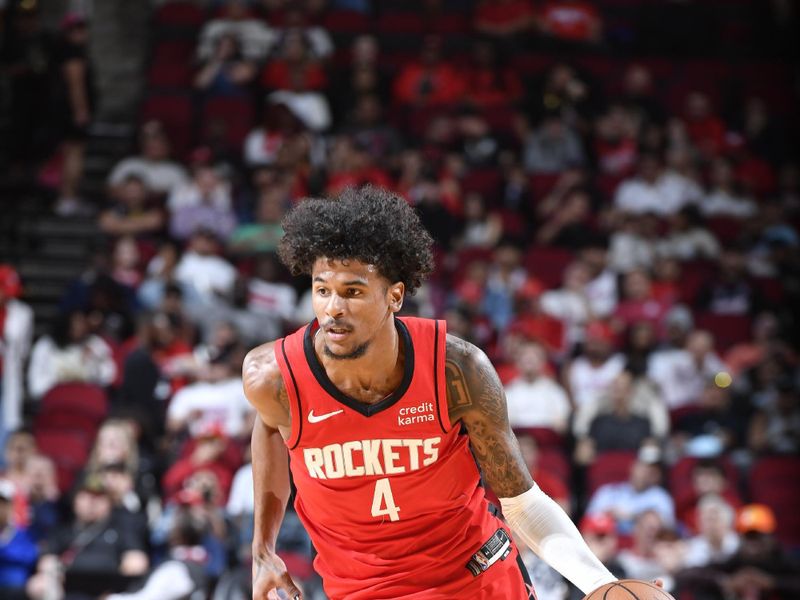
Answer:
387;281;404;313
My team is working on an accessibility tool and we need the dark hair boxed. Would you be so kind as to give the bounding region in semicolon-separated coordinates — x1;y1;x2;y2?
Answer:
278;186;435;295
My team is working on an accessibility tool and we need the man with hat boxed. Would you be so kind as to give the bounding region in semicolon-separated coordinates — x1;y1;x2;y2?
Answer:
0;265;33;447
677;504;800;600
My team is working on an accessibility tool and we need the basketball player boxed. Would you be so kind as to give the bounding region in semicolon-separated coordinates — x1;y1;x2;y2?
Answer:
244;186;618;599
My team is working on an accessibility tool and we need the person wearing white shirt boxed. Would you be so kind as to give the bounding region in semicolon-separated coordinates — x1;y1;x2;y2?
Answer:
614;153;702;216
648;330;724;409
567;321;626;409
581;245;618;318
0;266;33;436
701;158;757;218
174;231;237;303
683;494;739;568
505;340;571;433
540;261;594;349
107;122;188;196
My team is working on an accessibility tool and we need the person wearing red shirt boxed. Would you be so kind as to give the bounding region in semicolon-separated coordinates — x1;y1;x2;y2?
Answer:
261;30;327;92
392;35;466;107
463;39;524;108
474;0;536;38
537;0;603;43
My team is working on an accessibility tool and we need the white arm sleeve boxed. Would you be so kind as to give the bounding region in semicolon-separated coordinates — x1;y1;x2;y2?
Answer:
500;484;617;594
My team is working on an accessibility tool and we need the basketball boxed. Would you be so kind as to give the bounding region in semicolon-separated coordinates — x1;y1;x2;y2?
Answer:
583;580;676;600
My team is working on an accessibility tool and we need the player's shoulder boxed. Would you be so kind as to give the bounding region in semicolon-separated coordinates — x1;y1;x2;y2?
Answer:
444;333;491;372
242;341;282;397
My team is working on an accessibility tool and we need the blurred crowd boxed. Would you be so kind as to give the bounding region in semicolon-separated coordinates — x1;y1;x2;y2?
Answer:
0;0;799;599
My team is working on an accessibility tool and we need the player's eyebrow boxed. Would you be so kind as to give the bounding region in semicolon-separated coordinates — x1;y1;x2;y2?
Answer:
341;279;368;287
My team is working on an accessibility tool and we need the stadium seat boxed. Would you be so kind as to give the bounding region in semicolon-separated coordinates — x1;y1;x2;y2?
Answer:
140;93;194;159
587;451;637;496
200;96;255;150
750;456;800;546
147;62;194;89
694;313;752;352
462;168;503;199
153;1;206;29
523;247;575;288
151;39;196;64
39;383;108;425
539;447;571;484
35;429;92;493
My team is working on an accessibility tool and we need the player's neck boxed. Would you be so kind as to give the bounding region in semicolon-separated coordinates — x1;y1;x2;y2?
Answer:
317;317;404;403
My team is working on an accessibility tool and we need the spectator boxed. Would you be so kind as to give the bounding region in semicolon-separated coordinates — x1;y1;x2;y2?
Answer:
99;175;165;240
657;206;721;262
339;94;403;165
0;265;33;438
674;460;743;535
677;504;800;600
613;269;672;333
51;13;94;217
573;369;667;463
228;186;288;256
620;64;665;126
648;330;724;410
392;35;465;107
536;0;603;45
168;165;236;242
701;157;757;218
174;230;238;304
458;192;504;250
617;510;682;587
586;446;675;534
161;432;235;508
462;39;524;108
107;121;189;197
748;376;800;455
579;242;618;319
580;513;627;579
107;512;208;600
110;236;144;290
536;188;594;248
243;100;302;168
608;213;659;273
166;349;252;440
0;479;38;600
504;340;570;433
623;321;658;375
483;244;528;332
614;152;703;216
0;430;36;494
672;381;748;455
332;35;391;117
506;279;566;357
696;250;761;316
261;28;327;93
196;0;275;63
194;32;257;97
474;0;536;40
27;309;116;399
594;103;640;178
246;254;297;325
566;320;626;408
273;7;334;61
540;261;594;348
23;455;60;542
683;494;739;568
683;92;726;160
27;478;149;600
521;112;586;174
723;312;794;377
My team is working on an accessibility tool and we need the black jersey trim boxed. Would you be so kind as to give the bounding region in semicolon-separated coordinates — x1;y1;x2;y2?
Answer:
281;338;303;450
433;320;448;434
302;318;415;417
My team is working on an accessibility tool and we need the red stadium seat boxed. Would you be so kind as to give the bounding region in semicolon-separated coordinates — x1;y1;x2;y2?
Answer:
750;456;800;546
752;277;785;306
694;313;752;352
539;447;571;484
587;451;637;496
706;217;743;245
200;96;255;150
462;168;502;198
323;10;371;34
152;39;196;64
35;429;92;493
679;260;716;304
147;62;193;89
40;383;108;425
140;93;194;159
523;247;575;288
154;1;206;28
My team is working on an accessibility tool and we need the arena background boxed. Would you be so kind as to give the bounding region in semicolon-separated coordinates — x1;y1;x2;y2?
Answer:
0;0;798;599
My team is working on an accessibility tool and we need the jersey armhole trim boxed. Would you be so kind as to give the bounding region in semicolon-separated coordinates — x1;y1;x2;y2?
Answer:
434;319;452;434
280;338;303;450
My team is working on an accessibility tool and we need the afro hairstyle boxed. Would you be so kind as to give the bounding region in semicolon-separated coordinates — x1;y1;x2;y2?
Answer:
278;185;434;295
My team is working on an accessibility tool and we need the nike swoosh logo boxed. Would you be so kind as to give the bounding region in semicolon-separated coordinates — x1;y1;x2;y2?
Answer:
308;409;344;423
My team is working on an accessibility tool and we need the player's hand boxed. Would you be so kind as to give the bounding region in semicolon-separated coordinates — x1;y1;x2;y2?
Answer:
252;548;302;600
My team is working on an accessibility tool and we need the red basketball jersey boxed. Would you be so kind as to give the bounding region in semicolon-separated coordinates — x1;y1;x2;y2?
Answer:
275;317;531;599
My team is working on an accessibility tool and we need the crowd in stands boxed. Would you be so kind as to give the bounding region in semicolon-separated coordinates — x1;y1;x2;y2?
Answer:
1;0;799;599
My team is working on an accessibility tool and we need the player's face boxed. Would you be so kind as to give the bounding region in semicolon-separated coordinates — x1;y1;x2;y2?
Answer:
311;258;403;360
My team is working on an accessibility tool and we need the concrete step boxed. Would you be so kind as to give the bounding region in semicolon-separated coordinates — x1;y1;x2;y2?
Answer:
18;259;85;281
20;218;100;238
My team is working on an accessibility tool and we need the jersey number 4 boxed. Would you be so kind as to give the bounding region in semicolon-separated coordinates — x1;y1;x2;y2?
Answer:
371;478;400;521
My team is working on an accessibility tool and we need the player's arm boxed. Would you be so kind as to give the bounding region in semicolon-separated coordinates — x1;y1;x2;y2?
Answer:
445;335;617;595
242;343;303;600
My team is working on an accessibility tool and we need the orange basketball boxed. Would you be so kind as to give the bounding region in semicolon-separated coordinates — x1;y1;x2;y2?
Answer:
582;580;676;600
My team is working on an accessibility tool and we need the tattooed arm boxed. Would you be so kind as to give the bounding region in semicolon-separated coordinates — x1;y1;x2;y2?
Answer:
445;334;616;594
242;343;303;600
445;334;534;497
